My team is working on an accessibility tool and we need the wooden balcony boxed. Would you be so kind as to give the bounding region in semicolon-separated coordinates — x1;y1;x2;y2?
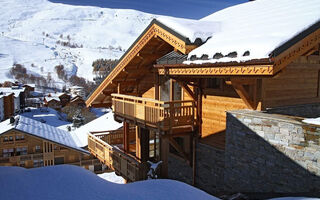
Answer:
112;94;196;132
88;130;147;182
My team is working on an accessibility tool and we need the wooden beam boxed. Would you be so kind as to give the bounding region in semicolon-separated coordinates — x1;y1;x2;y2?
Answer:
176;81;196;102
160;137;169;178
231;79;255;109
168;136;190;164
123;122;129;153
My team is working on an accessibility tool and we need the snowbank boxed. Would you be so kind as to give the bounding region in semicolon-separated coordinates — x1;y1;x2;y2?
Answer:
0;165;218;200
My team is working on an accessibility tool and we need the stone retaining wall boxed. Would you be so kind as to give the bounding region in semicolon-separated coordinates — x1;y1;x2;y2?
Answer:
168;142;225;195
266;103;320;118
225;110;320;193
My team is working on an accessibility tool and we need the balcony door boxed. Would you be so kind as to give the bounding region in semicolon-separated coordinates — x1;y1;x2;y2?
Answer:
160;78;181;102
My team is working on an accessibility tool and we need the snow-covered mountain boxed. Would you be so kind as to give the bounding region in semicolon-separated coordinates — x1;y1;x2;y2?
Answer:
0;0;158;86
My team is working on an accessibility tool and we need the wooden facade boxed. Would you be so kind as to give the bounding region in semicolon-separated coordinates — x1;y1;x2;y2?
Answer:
3;93;14;120
86;18;320;182
0;129;102;172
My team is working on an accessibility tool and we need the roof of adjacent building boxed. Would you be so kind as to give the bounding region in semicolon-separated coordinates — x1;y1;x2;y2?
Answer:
0;116;89;154
157;0;320;64
0;87;25;98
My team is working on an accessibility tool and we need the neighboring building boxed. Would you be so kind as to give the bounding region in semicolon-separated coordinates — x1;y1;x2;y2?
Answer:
0;116;104;172
67;96;86;108
0;95;4;121
3;93;14;120
69;86;85;99
44;96;61;110
57;93;71;107
0;87;25;113
84;0;320;196
22;84;35;98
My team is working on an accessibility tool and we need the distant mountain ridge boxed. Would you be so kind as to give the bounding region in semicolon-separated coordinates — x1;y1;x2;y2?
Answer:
0;0;158;87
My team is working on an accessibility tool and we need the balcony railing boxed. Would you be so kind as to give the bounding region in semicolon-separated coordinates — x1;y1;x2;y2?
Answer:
88;132;147;182
112;94;195;131
90;128;136;146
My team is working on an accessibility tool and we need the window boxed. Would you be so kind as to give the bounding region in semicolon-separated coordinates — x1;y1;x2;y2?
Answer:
3;137;8;142
3;149;14;157
16;135;25;141
9;136;13;141
20;161;25;167
33;159;44;167
16;147;27;156
35;145;41;153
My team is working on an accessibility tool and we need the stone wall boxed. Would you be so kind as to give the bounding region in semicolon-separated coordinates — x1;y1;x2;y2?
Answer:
225;110;320;194
168;142;225;195
266;103;320;118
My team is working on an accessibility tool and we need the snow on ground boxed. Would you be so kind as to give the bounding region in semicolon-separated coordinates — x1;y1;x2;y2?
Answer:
0;165;218;200
302;117;320;126
98;171;125;184
0;0;158;84
21;107;70;127
68;110;122;147
269;198;320;200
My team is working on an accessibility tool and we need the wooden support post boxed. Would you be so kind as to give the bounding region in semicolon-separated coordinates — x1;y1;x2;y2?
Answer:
154;72;159;100
135;126;140;159
123;121;129;153
140;127;150;162
160;136;169;178
117;83;121;94
192;134;197;186
170;79;174;101
196;79;202;137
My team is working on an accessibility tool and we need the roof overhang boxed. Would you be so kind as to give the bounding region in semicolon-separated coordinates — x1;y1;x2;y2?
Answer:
86;19;200;107
155;60;274;76
155;23;320;77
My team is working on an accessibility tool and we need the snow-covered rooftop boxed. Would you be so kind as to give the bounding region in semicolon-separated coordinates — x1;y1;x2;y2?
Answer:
156;0;320;64
44;96;60;102
0;116;88;154
0;87;25;98
70;111;122;147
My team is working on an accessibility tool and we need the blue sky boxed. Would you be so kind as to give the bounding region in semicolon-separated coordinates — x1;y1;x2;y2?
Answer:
49;0;247;19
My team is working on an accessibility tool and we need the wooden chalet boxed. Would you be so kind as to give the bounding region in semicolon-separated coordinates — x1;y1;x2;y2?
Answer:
0;116;103;172
85;0;320;183
3;93;14;120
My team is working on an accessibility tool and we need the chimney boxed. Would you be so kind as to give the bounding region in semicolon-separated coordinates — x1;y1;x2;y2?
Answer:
10;117;15;124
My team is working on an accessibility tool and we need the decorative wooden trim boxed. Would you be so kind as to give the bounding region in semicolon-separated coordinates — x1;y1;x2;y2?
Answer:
86;23;197;107
273;28;320;74
158;64;274;76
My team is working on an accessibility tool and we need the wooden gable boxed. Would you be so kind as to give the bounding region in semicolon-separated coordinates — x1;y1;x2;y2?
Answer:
86;19;199;107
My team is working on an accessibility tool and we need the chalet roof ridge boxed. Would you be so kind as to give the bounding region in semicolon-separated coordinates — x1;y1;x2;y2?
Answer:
86;17;203;106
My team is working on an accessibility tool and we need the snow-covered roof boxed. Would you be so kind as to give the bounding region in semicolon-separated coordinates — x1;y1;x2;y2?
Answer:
156;0;320;64
0;87;25;98
44;96;60;102
157;17;220;44
70;111;122;147
0;116;88;154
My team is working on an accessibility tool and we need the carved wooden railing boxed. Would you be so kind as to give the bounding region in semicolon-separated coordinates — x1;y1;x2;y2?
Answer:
111;94;195;131
88;133;147;182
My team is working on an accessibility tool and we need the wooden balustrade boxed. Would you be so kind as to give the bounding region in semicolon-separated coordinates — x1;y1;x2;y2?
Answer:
111;94;195;131
90;128;135;145
88;133;147;182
